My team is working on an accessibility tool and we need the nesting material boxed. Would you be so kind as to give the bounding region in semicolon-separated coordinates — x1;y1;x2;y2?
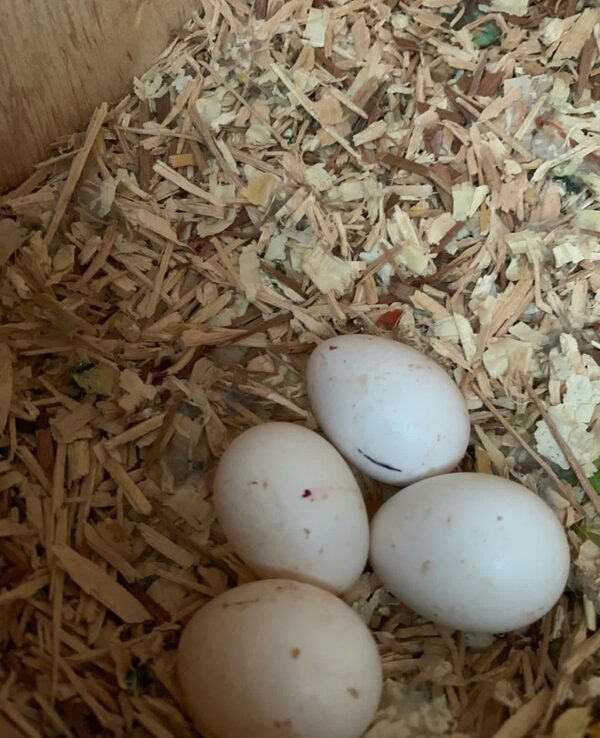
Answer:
0;0;599;735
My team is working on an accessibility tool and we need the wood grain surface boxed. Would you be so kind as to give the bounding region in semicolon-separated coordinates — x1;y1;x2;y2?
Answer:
0;0;199;193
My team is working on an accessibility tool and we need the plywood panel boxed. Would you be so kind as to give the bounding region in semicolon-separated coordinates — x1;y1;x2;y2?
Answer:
0;0;199;193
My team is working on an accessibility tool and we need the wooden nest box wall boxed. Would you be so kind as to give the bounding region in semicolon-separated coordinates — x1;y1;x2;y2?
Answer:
0;0;200;193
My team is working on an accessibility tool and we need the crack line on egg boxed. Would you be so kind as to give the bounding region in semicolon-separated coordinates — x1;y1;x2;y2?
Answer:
357;448;403;472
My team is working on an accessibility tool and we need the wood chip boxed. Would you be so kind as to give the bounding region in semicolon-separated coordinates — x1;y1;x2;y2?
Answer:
43;104;108;246
101;456;152;516
137;523;196;569
491;688;550;738
0;573;49;604
0;344;13;435
51;545;150;623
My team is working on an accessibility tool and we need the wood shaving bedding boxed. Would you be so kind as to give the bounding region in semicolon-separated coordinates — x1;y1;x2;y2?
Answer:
0;0;599;735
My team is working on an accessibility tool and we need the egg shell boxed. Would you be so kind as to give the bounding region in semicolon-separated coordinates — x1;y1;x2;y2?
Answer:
370;473;570;633
214;422;369;594
306;335;470;485
177;579;383;738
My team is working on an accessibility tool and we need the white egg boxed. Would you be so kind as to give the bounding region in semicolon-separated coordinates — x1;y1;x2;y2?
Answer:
178;579;383;738
370;473;570;633
214;422;369;594
306;335;470;485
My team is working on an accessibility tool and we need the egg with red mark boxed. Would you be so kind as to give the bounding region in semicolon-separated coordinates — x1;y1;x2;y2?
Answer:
306;334;470;485
370;473;570;633
214;422;369;594
177;579;383;738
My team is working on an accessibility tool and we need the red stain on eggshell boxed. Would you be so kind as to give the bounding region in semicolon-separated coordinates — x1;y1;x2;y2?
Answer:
328;345;338;350
301;488;330;501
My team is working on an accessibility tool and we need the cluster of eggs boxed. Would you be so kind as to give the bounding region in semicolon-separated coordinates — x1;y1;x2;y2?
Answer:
177;335;570;738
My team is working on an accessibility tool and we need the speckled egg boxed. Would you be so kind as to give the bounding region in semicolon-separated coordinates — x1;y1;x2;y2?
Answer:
306;334;471;485
370;473;570;633
177;579;383;738
214;422;369;594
